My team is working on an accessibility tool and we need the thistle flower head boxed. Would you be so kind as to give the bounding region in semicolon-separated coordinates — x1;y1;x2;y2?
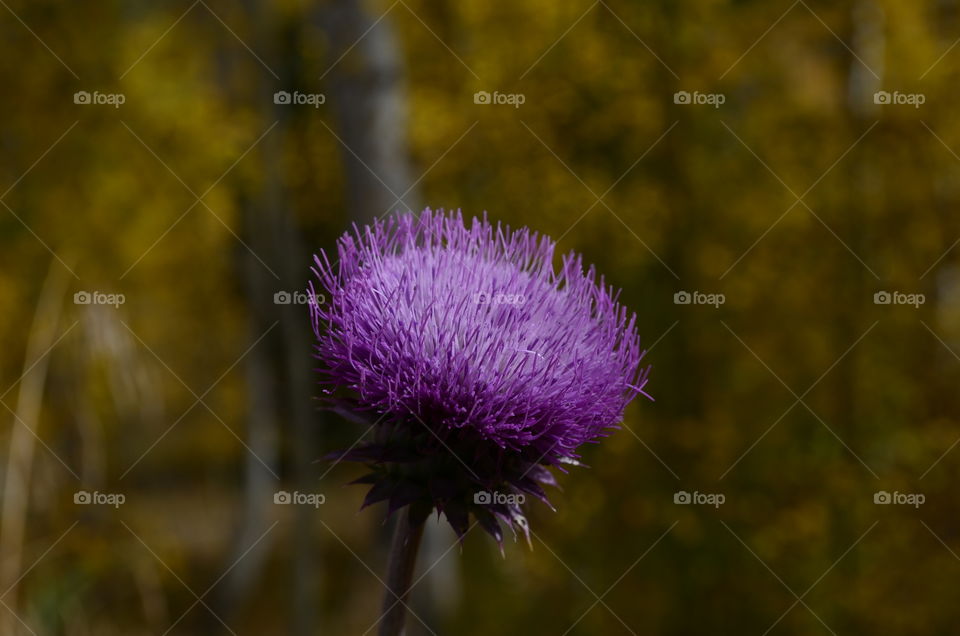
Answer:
311;209;649;545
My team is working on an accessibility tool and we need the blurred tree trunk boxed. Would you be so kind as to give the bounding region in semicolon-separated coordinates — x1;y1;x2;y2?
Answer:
317;0;419;223
842;1;884;458
833;5;884;630
217;190;282;618
316;0;449;626
214;3;330;634
218;1;422;631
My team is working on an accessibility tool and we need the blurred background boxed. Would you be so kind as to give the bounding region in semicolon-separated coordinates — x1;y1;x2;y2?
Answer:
2;0;960;633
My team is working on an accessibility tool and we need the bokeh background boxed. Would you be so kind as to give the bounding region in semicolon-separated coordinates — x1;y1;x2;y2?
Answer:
2;0;960;633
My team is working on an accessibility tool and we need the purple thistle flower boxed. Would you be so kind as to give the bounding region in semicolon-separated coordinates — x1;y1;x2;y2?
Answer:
310;209;650;546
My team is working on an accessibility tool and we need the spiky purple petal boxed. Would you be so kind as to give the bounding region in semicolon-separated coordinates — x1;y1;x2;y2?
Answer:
310;209;649;544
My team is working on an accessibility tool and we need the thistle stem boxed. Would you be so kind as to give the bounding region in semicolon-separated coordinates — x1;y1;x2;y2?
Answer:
379;508;426;636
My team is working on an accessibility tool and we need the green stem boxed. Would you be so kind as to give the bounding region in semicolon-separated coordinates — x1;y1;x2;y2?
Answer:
379;508;426;636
